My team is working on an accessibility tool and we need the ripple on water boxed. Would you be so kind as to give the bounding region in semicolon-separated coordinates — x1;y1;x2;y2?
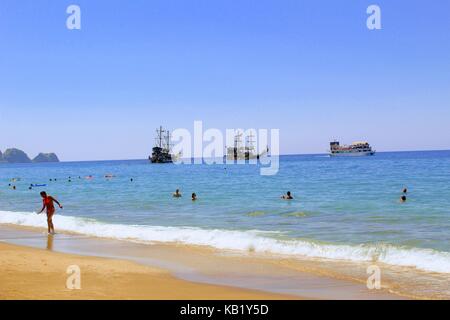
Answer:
247;211;266;217
282;211;307;218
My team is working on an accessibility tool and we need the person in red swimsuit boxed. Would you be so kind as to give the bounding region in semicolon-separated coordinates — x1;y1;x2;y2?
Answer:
38;191;63;234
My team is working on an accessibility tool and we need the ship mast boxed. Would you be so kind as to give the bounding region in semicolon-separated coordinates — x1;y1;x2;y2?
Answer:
165;130;172;152
234;132;242;149
247;132;255;150
155;126;166;148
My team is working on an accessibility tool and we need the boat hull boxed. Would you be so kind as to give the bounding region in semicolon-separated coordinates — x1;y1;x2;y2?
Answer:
329;151;375;157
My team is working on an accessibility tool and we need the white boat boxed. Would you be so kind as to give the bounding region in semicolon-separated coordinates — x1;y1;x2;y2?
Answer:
329;141;375;157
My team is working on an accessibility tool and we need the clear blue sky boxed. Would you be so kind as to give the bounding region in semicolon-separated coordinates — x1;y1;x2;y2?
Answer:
0;0;449;161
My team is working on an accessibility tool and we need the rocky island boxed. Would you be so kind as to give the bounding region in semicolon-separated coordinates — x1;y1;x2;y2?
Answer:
32;153;60;163
1;148;31;163
0;148;59;163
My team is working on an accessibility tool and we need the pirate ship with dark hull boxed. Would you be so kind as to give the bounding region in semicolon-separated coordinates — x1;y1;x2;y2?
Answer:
149;126;176;163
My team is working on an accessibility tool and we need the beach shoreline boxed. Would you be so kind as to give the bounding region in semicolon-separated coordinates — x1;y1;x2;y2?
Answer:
0;223;413;300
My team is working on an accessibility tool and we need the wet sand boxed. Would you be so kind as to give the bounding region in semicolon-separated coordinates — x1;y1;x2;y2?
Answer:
0;241;298;300
0;224;414;299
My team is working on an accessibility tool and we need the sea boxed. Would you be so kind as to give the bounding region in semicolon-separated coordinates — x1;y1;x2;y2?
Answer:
1;150;449;274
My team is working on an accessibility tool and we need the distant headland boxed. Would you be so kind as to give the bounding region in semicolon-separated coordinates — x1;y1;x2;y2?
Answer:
0;148;59;163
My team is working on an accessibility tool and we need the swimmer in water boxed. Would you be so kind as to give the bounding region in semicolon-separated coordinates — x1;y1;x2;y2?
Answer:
402;187;408;194
192;193;197;201
173;189;182;198
38;191;63;234
400;195;407;203
281;191;293;200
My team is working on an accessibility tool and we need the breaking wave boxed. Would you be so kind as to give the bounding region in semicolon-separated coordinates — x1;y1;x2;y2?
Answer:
1;210;449;273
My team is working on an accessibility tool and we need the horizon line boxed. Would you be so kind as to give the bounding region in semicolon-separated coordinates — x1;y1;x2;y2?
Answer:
44;148;450;163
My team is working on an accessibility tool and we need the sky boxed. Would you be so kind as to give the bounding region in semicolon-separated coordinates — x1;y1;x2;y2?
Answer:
0;0;449;161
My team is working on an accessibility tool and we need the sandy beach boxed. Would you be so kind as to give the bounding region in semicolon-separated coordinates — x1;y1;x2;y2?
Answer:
0;224;414;300
0;241;297;300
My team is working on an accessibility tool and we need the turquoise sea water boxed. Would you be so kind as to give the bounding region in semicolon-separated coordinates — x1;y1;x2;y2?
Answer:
1;151;450;273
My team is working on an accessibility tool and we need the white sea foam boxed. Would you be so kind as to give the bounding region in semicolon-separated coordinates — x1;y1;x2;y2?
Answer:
1;210;449;273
